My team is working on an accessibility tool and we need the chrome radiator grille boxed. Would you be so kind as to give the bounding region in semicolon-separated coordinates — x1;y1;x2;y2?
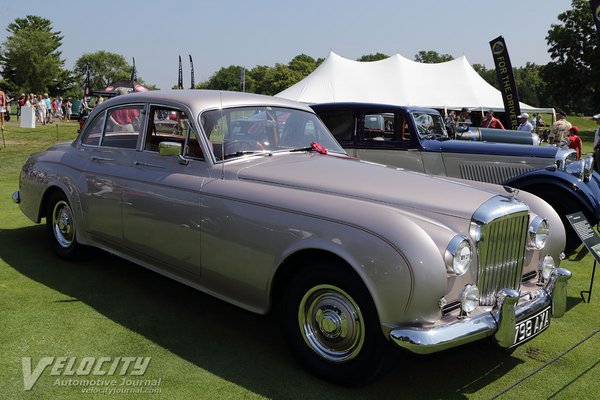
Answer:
473;197;529;306
460;164;534;184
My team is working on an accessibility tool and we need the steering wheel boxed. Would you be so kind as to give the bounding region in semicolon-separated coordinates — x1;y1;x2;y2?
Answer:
223;140;265;155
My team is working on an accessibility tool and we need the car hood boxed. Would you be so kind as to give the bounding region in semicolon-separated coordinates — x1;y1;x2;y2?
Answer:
423;139;559;158
236;153;509;220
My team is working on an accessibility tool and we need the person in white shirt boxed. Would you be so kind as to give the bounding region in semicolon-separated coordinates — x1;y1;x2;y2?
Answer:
517;113;534;132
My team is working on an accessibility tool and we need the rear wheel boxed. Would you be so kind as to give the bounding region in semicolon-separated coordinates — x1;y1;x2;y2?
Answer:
46;191;87;259
280;261;396;386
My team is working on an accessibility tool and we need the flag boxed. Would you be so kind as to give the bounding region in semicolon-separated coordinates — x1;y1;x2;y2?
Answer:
130;57;137;90
177;56;184;89
83;67;92;97
489;36;521;130
189;55;195;89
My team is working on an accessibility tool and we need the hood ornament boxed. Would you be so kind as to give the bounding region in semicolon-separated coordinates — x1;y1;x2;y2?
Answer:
503;185;519;199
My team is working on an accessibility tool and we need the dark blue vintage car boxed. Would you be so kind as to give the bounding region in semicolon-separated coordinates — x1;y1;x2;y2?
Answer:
312;102;599;252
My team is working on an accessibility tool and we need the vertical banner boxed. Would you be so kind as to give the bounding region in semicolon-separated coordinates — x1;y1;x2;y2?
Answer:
489;36;521;130
240;67;245;92
177;56;184;89
189;55;195;89
591;0;600;40
83;67;92;97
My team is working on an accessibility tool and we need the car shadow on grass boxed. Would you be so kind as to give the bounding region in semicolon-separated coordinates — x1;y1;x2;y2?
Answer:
1;225;525;399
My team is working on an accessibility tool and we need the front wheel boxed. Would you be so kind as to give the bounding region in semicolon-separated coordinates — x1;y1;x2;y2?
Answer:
281;262;396;386
46;191;87;259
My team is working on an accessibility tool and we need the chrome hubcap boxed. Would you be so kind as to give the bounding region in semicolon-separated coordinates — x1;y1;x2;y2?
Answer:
52;200;74;248
299;284;365;362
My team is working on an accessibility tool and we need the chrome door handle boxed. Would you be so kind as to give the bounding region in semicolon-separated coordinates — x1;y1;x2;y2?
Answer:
91;156;114;162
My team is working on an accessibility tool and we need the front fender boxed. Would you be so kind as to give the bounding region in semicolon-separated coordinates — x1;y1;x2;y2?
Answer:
505;168;600;222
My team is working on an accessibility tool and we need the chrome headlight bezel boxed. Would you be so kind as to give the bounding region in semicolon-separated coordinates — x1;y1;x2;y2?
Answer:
528;216;549;250
444;235;472;276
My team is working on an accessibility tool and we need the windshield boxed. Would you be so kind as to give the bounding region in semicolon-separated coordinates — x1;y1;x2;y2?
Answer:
200;106;344;161
411;111;449;140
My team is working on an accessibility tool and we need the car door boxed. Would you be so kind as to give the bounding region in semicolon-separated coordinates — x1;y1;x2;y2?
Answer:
120;105;211;280
353;110;426;172
78;105;145;244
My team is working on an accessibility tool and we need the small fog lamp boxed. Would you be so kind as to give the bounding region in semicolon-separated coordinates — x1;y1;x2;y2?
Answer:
539;255;556;281
460;284;480;314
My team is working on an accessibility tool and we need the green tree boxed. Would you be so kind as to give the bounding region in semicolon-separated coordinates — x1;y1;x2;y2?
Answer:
357;53;389;62
414;50;454;63
73;51;133;91
197;65;247;92
543;0;600;114
0;15;67;94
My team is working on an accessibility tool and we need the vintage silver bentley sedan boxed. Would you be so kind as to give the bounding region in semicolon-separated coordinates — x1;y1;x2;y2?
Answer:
13;90;571;385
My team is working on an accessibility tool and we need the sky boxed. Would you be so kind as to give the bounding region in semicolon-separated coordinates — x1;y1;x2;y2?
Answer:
0;0;575;90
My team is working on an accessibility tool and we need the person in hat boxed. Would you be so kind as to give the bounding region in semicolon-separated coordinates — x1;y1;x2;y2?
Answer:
592;114;600;171
568;126;582;160
481;110;505;129
517;113;533;132
548;110;571;145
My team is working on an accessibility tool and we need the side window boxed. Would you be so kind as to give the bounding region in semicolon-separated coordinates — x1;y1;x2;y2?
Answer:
81;113;106;146
316;109;354;144
102;105;144;149
359;112;409;147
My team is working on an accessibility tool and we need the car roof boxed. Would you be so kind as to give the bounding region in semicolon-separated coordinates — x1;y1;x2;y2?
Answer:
96;89;315;114
310;102;439;114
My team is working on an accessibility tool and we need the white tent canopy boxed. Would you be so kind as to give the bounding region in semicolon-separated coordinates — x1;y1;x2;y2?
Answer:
276;51;553;115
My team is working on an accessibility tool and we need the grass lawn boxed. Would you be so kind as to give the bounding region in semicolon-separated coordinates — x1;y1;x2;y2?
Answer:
0;119;599;399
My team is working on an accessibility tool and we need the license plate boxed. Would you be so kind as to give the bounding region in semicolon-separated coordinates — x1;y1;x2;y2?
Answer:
512;306;551;347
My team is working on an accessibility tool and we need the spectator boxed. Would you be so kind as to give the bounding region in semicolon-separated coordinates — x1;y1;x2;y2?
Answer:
36;94;47;125
548;110;571;145
517;113;534;132
17;94;25;121
43;93;52;123
593;114;600;171
0;88;6;130
65;98;72;121
568;126;582;159
481;110;505;129
456;107;471;127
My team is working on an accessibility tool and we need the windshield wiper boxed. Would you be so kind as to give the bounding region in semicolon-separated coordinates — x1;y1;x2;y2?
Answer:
289;142;328;155
223;150;259;159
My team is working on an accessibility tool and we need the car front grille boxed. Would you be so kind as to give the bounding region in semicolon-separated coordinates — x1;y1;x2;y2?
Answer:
460;163;534;184
472;196;530;306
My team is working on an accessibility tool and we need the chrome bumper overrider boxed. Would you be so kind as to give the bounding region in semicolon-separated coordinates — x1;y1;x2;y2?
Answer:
389;268;571;354
12;191;20;204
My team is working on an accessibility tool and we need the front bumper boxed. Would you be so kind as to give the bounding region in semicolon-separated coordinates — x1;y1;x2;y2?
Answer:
389;268;571;354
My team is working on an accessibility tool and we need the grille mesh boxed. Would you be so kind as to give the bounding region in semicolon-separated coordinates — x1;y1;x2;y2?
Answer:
476;211;529;305
460;164;534;184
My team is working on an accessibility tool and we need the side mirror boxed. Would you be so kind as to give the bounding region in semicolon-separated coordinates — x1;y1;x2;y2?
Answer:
158;141;182;156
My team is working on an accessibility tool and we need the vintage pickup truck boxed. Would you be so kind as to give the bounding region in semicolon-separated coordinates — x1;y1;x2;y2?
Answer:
311;102;599;252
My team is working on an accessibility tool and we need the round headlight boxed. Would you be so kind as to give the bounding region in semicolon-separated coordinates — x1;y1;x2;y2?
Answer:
528;216;549;250
445;236;472;276
539;255;555;280
461;284;480;313
565;159;585;180
583;156;594;182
